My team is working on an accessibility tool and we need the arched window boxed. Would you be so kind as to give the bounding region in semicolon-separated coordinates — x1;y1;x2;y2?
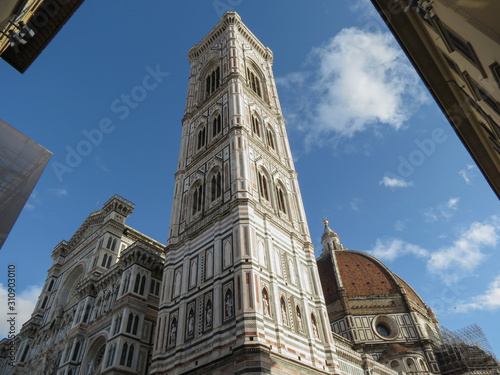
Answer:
139;275;146;295
119;343;128;366
47;279;54;292
133;315;139;335
83;303;92;323
407;358;417;372
192;184;203;215
126;312;134;333
418;359;428;371
266;128;275;150
113;313;122;335
247;67;262;97
106;255;113;269
251;115;261;138
212;113;222;137
133;275;141;293
211;171;222;202
106;237;112;249
101;254;108;267
258;172;269;202
106;343;116;368
197;126;206;150
40;296;48;309
72;340;81;362
206;66;221;97
111;238;117;251
127;344;134;367
122;273;131;295
20;344;30;362
276;185;287;214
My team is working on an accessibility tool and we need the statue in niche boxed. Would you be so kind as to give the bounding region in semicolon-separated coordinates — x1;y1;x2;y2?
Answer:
206;300;212;326
311;314;319;339
262;289;270;317
187;309;194;335
169;318;177;346
225;290;233;318
281;299;288;325
296;306;303;332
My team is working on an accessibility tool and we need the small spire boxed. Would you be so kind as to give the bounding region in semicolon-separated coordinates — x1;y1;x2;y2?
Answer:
321;217;343;251
323;217;334;234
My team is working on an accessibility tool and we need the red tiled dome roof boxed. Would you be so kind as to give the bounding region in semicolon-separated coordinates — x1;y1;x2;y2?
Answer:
318;250;427;309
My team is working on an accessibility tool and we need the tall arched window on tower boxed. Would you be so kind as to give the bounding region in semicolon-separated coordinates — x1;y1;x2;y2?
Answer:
211;171;222;202
197;125;206;150
258;172;269;202
192;184;203;215
266;127;275;151
276;185;287;215
212;113;221;138
206;66;221;97
251;115;261;138
247;67;262;98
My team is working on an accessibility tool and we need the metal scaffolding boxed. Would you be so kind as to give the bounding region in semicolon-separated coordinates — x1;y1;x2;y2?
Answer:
436;324;499;375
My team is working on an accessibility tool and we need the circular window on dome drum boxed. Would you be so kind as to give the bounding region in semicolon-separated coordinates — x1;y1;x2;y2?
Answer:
372;315;399;340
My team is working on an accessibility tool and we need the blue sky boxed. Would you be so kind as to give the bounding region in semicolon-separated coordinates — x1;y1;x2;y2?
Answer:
1;0;499;356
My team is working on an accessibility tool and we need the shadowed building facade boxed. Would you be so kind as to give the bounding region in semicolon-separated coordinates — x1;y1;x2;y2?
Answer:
369;0;500;198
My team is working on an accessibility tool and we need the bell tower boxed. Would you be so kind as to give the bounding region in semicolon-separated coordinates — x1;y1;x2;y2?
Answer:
151;12;339;375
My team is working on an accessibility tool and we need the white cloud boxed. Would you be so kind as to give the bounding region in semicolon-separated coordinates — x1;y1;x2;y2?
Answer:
423;197;460;222
394;220;406;231
0;284;41;338
274;72;308;89
350;198;361;212
428;219;499;284
24;190;40;210
459;169;470;184
49;188;68;197
277;27;428;151
447;197;459;209
368;217;500;285
349;0;379;19
379;176;413;188
458;164;477;184
456;274;500;312
369;238;429;262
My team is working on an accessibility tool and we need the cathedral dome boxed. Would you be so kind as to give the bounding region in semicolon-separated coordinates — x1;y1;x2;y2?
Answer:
317;250;427;311
317;250;427;310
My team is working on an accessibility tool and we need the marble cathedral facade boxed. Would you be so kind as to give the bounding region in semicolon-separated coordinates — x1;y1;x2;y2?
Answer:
1;11;479;375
